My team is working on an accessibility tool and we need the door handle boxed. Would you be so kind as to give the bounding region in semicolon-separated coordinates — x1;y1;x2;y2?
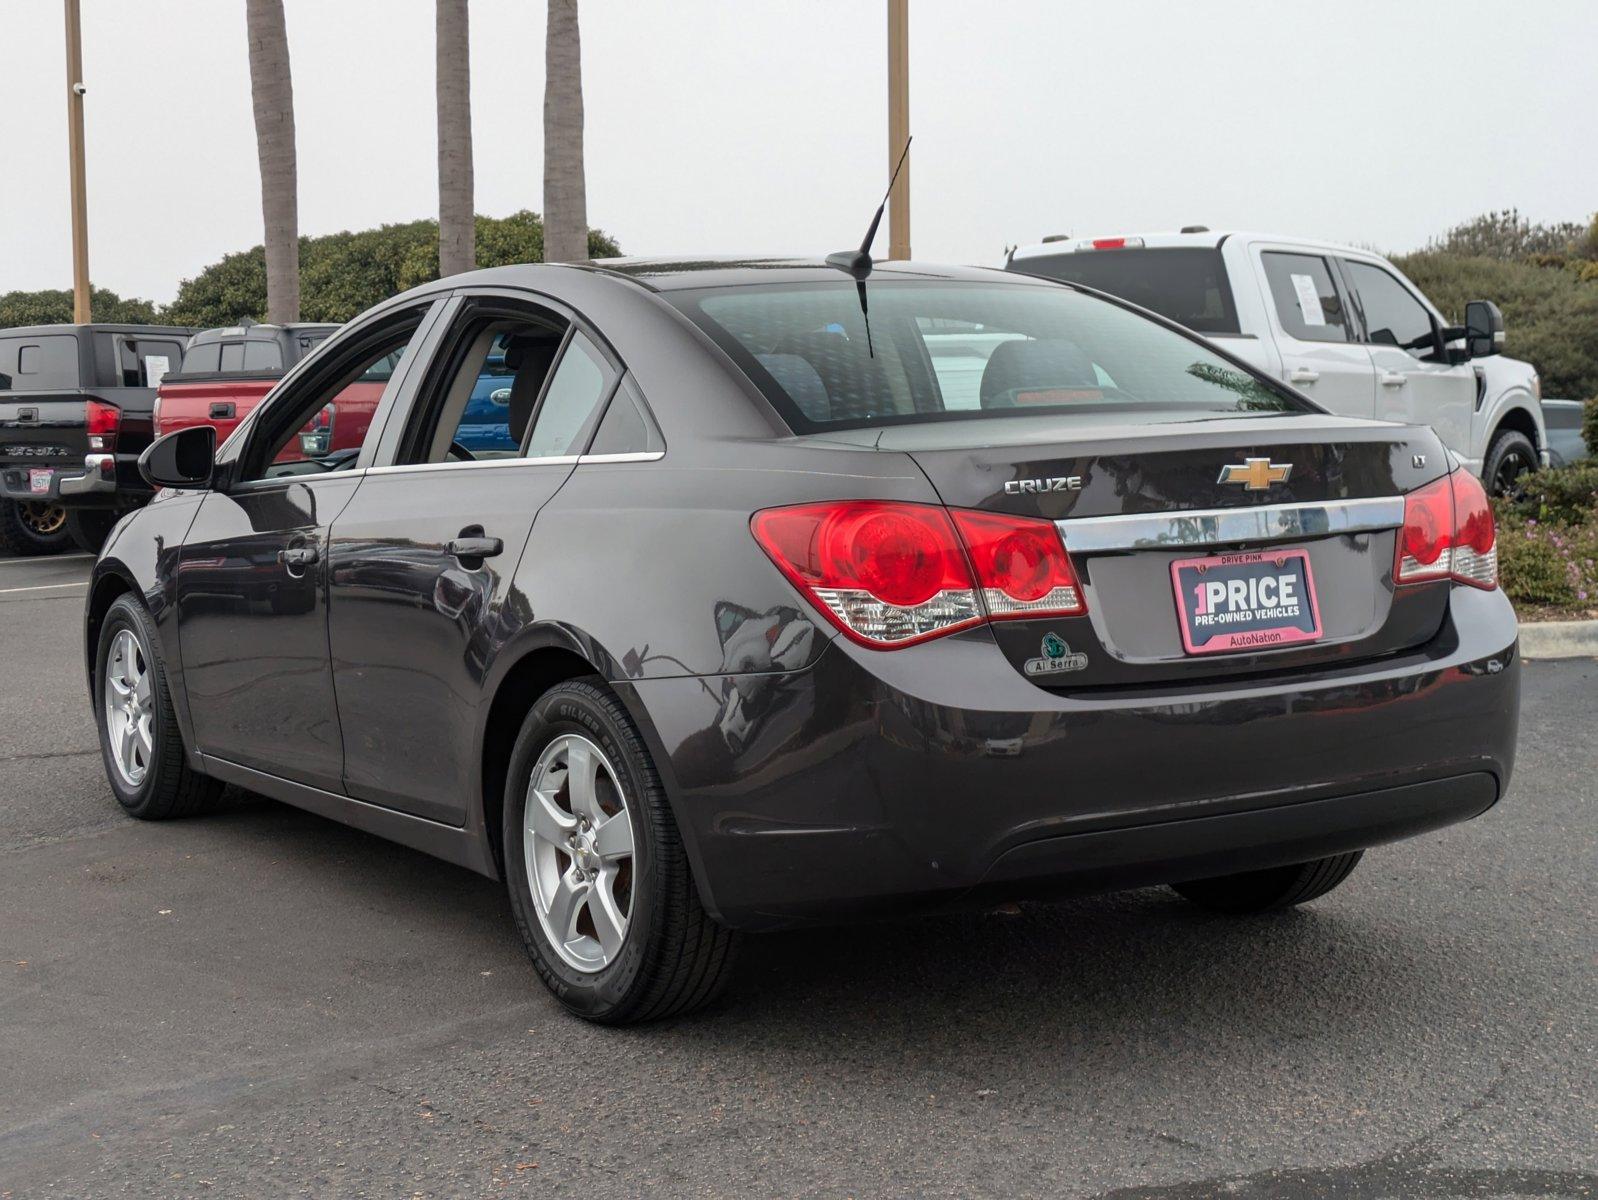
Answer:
279;545;319;569
209;402;236;419
1381;372;1408;388
448;530;503;563
1288;368;1320;384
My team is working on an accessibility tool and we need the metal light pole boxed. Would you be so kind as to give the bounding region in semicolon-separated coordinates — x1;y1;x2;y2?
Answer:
887;0;910;260
64;0;92;323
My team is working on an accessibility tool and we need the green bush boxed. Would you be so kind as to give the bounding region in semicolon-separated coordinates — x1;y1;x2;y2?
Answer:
1495;514;1598;611
1494;463;1598;526
166;210;621;328
0;286;161;328
1584;397;1598;457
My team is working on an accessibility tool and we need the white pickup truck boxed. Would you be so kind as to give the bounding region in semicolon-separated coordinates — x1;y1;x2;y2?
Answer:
1006;230;1546;493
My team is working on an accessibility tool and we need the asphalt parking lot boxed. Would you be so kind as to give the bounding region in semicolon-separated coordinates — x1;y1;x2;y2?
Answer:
0;552;1593;1199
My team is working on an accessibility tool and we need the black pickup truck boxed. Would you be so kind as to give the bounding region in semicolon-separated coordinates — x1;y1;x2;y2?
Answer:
0;323;192;554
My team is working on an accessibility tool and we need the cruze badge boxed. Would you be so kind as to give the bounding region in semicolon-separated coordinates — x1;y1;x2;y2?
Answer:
1004;475;1083;495
1023;632;1088;677
1218;458;1292;491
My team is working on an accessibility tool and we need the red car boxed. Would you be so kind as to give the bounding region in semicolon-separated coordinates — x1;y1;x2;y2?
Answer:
155;322;390;462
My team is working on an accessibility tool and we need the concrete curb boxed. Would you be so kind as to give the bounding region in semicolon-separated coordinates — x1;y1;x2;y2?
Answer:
1520;619;1598;660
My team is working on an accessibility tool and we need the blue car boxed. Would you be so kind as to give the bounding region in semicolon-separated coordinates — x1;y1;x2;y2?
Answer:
452;353;518;453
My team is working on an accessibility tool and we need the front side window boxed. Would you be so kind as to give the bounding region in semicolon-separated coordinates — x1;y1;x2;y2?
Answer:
1261;253;1351;345
240;311;431;482
671;281;1303;432
1342;260;1435;354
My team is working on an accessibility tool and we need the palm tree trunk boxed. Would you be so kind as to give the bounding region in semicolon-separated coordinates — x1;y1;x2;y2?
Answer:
543;0;588;263
245;0;299;322
436;0;475;278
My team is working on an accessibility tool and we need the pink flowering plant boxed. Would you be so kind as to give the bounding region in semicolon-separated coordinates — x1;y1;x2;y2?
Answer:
1492;463;1598;616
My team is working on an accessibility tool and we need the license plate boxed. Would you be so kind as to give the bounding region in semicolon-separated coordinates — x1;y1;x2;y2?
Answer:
28;468;52;495
1171;548;1322;655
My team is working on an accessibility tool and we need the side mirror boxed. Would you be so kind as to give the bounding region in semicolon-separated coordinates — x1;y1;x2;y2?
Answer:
139;426;216;490
1465;300;1505;358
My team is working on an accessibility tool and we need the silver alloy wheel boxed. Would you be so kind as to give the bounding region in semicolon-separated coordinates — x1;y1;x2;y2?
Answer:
104;628;155;788
523;733;636;973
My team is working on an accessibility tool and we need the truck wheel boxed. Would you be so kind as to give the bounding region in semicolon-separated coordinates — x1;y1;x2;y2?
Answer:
1171;851;1363;914
0;500;73;556
503;677;738;1023
94;594;223;819
66;508;118;555
1484;429;1538;497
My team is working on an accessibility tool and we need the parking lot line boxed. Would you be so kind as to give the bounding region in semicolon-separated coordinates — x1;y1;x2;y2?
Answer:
0;553;93;565
0;582;90;595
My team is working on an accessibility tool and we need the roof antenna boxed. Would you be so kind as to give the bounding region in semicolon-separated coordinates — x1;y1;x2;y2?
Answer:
826;136;912;357
826;135;912;281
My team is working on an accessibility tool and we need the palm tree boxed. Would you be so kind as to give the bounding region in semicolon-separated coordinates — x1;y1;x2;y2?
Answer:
245;0;299;322
542;0;588;263
436;0;475;278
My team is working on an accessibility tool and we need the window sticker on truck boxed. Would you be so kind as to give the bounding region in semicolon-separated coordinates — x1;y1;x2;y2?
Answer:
1289;274;1326;327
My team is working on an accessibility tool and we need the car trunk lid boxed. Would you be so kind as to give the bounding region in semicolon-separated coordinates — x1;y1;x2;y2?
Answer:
818;411;1451;687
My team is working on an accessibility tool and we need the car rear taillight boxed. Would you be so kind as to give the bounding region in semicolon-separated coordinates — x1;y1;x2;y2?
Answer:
1448;469;1498;588
86;400;120;453
949;509;1084;619
751;501;982;647
1080;236;1144;251
1395;471;1498;590
751;500;1087;648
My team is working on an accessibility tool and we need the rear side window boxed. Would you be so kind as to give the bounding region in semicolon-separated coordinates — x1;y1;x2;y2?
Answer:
525;332;617;458
1341;260;1434;353
588;377;664;456
1012;247;1240;334
0;335;80;390
243;340;283;371
182;341;222;374
116;338;182;387
1261;253;1351;344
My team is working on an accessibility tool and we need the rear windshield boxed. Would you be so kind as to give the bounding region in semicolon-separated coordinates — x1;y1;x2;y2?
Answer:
0;334;80;391
671;281;1297;432
1008;247;1240;334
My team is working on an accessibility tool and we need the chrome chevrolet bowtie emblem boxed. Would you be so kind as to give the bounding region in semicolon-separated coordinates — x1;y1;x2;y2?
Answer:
1218;458;1292;491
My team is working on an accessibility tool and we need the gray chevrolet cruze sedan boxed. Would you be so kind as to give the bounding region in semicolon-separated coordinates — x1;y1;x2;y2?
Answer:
86;259;1519;1022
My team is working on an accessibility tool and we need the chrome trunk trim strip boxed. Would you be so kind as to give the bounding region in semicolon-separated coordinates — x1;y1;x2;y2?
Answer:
1058;497;1405;552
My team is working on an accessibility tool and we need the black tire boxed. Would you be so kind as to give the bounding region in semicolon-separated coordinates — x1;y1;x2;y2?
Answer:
1483;428;1538;497
0;499;73;556
66;508;118;555
503;677;737;1023
93;594;223;819
1171;851;1363;914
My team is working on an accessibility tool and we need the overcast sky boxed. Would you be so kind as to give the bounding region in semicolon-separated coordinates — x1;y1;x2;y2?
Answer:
3;0;1595;305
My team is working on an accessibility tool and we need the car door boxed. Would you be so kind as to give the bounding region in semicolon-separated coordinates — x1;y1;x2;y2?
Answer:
1337;257;1477;458
1254;248;1374;418
327;294;622;825
175;302;440;792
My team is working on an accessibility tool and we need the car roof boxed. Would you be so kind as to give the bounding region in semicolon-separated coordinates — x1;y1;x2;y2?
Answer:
0;323;194;338
433;257;1040;296
188;322;340;344
1009;230;1381;262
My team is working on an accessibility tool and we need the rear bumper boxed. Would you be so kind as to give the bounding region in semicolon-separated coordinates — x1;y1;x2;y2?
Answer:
621;585;1520;930
0;457;144;507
